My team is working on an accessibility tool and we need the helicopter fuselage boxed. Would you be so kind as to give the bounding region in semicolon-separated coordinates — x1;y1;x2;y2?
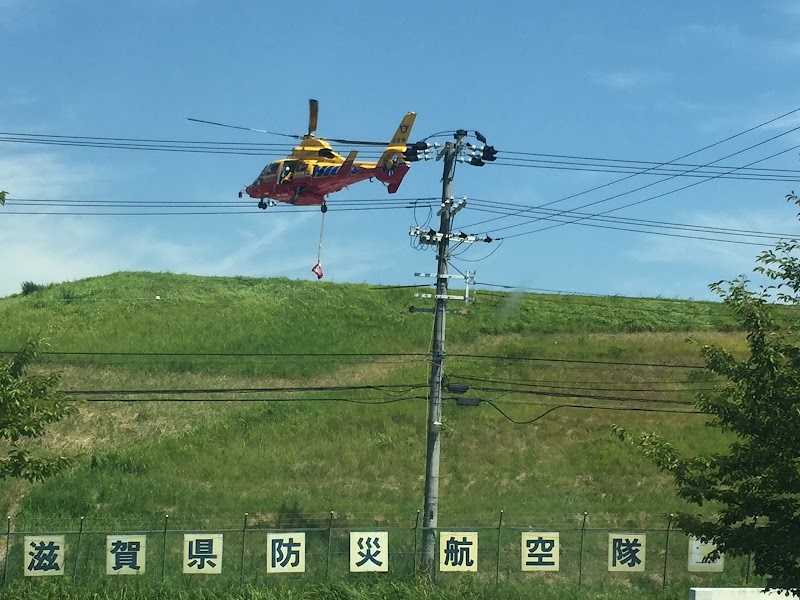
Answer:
243;113;416;207
245;156;409;206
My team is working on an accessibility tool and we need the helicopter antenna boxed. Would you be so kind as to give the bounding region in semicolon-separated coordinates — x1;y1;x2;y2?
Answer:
308;99;319;137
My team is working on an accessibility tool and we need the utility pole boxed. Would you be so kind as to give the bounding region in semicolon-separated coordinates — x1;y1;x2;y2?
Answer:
407;129;495;575
420;130;464;570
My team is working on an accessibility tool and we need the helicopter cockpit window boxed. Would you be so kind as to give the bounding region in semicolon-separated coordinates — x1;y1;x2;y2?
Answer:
261;163;279;178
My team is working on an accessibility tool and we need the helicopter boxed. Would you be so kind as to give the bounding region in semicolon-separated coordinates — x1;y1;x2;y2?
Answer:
189;99;417;210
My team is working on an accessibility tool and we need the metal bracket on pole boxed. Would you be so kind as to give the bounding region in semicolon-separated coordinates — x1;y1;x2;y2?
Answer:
409;227;485;245
409;306;468;315
414;293;467;301
413;271;476;305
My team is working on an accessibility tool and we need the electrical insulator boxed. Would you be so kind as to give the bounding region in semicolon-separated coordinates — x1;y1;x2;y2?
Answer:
481;145;498;161
403;148;420;162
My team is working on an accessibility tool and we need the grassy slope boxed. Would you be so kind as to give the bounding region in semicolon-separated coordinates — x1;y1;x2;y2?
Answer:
0;272;758;592
0;271;746;516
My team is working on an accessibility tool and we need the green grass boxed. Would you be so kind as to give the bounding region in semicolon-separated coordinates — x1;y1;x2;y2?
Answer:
0;579;703;600
0;272;767;595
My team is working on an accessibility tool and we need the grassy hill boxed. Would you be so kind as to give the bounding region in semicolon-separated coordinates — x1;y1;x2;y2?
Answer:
0;272;761;597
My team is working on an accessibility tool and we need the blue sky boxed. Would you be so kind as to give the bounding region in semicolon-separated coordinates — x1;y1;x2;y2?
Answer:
2;0;800;300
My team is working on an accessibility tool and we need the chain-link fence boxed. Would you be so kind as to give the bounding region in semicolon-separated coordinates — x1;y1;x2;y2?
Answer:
1;512;762;590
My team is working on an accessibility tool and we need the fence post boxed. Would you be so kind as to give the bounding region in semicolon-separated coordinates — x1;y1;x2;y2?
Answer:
745;515;758;585
495;510;504;586
72;516;84;586
240;513;248;585
325;511;334;581
161;514;169;583
578;512;588;588
745;552;752;584
663;514;673;589
3;517;10;586
413;510;420;575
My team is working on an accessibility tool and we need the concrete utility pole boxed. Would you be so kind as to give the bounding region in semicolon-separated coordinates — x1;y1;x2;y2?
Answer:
420;130;466;570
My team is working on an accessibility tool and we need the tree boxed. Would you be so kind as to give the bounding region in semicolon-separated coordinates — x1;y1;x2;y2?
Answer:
0;190;7;206
0;340;74;481
615;192;800;595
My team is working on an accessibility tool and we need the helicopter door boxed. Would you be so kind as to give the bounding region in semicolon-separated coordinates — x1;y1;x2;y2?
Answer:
279;161;300;185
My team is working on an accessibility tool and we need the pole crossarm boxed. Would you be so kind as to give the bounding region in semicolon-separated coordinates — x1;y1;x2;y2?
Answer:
409;227;488;245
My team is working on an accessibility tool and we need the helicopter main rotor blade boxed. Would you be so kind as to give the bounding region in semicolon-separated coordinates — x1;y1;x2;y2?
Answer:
188;117;393;146
308;99;319;136
187;118;300;140
326;137;392;147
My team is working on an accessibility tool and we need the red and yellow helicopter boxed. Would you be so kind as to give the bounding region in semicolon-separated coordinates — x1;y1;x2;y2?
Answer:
189;99;417;210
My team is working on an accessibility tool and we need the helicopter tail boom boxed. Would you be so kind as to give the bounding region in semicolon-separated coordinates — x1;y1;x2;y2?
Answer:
374;163;411;194
376;112;417;170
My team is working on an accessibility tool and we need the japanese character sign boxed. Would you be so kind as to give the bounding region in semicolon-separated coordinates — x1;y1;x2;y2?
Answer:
24;536;64;577
267;533;305;574
183;533;223;574
608;533;646;572
106;535;146;575
521;532;559;571
688;537;724;572
439;531;478;572
350;532;388;572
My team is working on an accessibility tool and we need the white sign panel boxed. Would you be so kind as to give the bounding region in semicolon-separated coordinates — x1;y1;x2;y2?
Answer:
183;533;223;574
106;535;146;575
439;531;478;572
350;531;388;572
608;533;646;572
521;532;559;571
688;537;724;572
267;532;305;573
24;536;65;577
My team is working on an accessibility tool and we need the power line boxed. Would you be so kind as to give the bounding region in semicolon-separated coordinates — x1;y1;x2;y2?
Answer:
64;383;427;396
490;159;800;183
475;280;678;297
4;193;792;247
8;130;798;183
3;350;428;357
526;104;800;207
0;207;428;216
465;198;797;241
4;197;437;206
448;354;703;369
499;150;800;176
483;400;702;425
473;282;800;315
462;105;800;233
494;138;800;240
3;129;799;182
0;197;438;216
451;373;707;386
469;385;695;406
1;349;704;369
465;205;779;247
0;132;388;153
81;395;426;404
450;373;714;393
